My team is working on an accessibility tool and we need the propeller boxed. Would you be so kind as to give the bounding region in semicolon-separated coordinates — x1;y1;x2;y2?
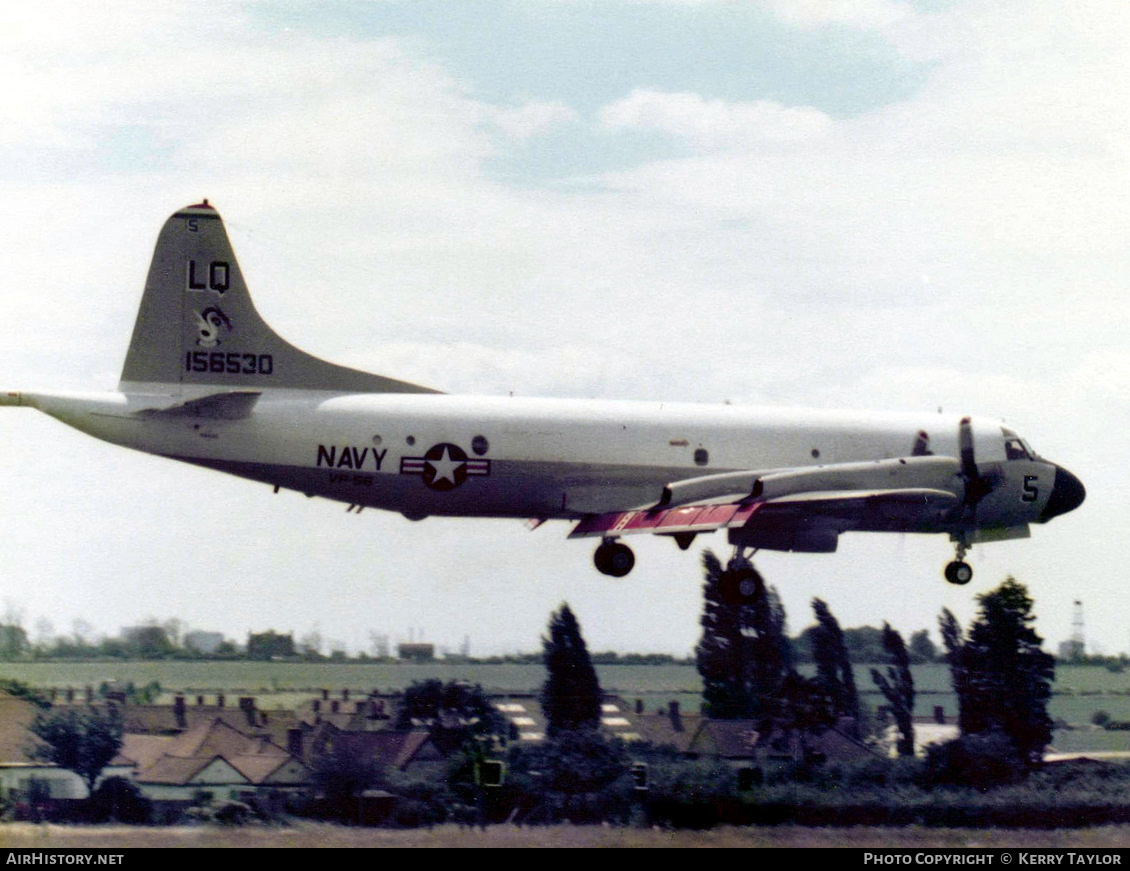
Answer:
958;416;997;513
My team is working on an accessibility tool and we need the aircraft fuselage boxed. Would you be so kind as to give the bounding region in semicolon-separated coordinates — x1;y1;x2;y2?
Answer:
15;389;1057;535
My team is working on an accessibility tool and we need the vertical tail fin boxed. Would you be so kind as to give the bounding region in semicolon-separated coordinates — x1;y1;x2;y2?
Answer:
119;202;438;394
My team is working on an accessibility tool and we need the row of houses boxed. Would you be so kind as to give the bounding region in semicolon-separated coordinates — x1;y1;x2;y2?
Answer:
0;688;961;820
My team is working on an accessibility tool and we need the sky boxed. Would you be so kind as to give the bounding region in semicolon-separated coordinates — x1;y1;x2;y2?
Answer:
0;0;1125;659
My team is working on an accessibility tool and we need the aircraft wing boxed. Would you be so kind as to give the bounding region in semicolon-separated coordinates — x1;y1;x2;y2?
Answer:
568;456;963;551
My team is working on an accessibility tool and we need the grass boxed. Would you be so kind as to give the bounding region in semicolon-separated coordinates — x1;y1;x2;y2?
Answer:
5;821;1130;848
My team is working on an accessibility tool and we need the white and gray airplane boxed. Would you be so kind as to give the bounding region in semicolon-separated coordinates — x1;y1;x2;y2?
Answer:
2;202;1084;597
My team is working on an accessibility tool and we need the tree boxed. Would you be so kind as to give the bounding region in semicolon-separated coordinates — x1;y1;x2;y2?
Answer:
540;604;602;735
908;629;937;663
247;630;295;660
507;728;629;823
30;708;123;794
124;625;173;659
0;623;29;660
940;577;1055;765
696;550;794;723
871;623;915;757
310;735;384;821
810;598;860;734
396;679;505;753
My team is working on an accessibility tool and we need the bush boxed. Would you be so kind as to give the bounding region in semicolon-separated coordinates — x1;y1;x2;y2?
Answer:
922;733;1025;790
214;800;253;825
89;777;151;823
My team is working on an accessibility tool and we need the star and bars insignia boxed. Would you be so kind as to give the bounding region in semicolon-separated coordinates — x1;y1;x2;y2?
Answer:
400;442;490;491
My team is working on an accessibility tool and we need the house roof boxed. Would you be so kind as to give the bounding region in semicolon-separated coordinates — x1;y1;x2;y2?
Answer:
111;703;299;747
686;718;878;764
0;693;48;763
490;694;683;744
301;721;442;771
126;718;305;787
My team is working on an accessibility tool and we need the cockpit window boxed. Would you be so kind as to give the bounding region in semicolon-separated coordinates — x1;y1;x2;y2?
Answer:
1004;438;1031;461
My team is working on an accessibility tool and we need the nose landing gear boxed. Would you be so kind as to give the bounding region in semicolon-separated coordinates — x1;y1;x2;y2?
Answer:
594;538;635;577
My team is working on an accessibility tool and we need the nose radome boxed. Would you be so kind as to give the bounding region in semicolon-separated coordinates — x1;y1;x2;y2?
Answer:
1040;465;1086;522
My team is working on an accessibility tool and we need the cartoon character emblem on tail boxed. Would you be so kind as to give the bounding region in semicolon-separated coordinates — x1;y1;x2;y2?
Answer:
195;306;232;347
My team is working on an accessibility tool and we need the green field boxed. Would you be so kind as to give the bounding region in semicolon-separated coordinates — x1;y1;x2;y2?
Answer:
5;661;1130;739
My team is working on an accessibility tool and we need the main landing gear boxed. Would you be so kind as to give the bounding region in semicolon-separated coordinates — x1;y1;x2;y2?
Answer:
720;563;765;606
594;538;635;577
944;539;973;585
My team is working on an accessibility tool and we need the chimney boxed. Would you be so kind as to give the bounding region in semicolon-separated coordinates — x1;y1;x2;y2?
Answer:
342;688;350;701
287;728;304;761
668;700;683;733
934;705;946;724
321;688;329;700
174;695;187;729
239;697;256;727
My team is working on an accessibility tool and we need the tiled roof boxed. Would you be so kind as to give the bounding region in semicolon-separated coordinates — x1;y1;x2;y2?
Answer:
126;718;304;787
0;693;47;763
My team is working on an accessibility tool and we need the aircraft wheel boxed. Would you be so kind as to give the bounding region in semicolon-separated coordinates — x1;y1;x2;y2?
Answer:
720;567;764;605
594;541;635;578
944;560;973;585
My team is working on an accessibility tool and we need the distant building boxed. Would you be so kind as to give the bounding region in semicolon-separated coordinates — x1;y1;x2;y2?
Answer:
397;642;434;663
184;631;225;655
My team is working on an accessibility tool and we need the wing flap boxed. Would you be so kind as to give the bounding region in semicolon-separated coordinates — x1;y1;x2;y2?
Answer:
569;475;961;541
568;503;760;539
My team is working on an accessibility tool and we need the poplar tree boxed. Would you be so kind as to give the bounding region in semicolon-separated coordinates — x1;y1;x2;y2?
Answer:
696;550;794;724
871;623;915;757
540;603;602;735
811;598;860;735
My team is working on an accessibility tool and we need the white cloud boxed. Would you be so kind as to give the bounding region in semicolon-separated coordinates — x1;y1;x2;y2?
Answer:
600;89;835;148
